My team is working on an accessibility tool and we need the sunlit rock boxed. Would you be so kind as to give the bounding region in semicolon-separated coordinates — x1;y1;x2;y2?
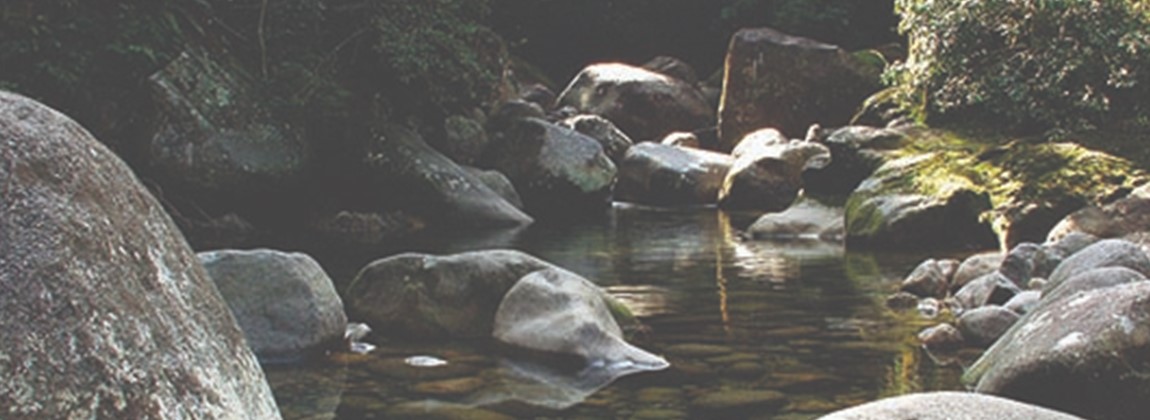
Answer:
964;281;1150;419
558;114;634;166
198;249;348;362
718;129;831;211
615;142;733;206
820;391;1085;419
1043;239;1150;295
556;62;714;142
493;269;668;371
0;90;281;418
745;196;845;240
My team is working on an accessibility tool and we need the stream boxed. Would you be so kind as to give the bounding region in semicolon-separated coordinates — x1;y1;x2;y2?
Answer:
266;203;966;419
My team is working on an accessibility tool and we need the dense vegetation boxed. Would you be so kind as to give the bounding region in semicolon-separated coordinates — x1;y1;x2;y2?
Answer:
884;0;1150;134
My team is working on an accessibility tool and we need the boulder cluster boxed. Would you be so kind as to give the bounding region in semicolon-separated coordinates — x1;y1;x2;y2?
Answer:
885;190;1150;419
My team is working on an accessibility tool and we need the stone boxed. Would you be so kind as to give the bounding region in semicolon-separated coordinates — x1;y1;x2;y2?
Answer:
718;130;831;211
964;281;1150;420
558;114;634;166
198;249;348;362
361;123;532;228
462;166;524;210
918;323;965;353
344;250;555;339
1044;239;1150;295
1040;266;1148;307
434;114;489;166
0;90;280;418
745;197;845;241
899;258;960;299
493;269;668;371
661;131;700;148
717;27;882;150
957;306;1020;347
1004;290;1041;315
844;153;998;251
954;272;1022;310
556;62;713;142
803;125;907;195
308;210;420;246
1000;242;1041;286
615;142;734;206
1047;196;1150;243
885;292;920;311
482;117;617;217
953;252;1005;293
820;391;1085;420
147;49;309;195
641;55;699;85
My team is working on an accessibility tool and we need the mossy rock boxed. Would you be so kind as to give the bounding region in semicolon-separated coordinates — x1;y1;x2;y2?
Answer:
844;127;1148;250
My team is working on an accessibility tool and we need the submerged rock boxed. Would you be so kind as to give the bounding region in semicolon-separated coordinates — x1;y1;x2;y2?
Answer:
198;249;348;362
0;90;281;418
493;269;668;371
745;197;845;240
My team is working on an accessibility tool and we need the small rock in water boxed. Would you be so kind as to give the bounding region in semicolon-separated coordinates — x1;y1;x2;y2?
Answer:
405;355;449;368
345;322;376;354
917;298;941;318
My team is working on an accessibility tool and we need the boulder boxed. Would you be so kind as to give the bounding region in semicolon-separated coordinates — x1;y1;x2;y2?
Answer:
558;114;634;166
147;49;308;196
555;62;714;142
953;252;1006;293
361;124;532;228
641;55;699;85
1000;243;1041;286
745;197;845;240
718;129;831;211
955;272;1022;310
615;142;734;206
844;153;998;251
820;391;1085;420
0;90;280;418
463;166;525;210
1048;196;1150;243
434;114;489;166
482;117;617;217
1004;290;1042;315
1033;232;1099;279
1044;239;1150;295
717;27;882;150
957;306;1021;347
918;324;966;353
1040;267;1148;307
198;249;348;362
307;210;420;247
493;269;668;370
964;281;1150;420
899;259;959;299
804;125;907;195
344;250;554;339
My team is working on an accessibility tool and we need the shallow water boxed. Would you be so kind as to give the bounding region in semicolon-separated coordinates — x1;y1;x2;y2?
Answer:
267;204;965;419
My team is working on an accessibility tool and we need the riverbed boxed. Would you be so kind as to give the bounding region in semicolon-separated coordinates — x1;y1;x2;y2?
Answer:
266;203;966;419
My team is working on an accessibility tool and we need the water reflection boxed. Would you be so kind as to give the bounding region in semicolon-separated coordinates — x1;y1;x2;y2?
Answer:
276;204;963;419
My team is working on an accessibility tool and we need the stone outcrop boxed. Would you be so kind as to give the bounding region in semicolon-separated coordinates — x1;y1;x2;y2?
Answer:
821;391;1085;420
198;249;348;362
0;90;281;418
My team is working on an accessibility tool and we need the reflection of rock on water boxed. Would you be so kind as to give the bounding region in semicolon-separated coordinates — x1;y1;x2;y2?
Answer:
604;284;674;317
732;240;844;285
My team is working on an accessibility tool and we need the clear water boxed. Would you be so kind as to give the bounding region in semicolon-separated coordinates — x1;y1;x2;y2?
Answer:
266;204;965;419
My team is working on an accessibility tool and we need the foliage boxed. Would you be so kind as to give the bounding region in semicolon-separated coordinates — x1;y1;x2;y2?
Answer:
886;0;1150;133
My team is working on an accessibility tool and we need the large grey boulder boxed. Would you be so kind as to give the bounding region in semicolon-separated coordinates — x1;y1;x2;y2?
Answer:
558;114;634;166
0;90;281;418
493;269;668;371
844;153;998;251
482;117;617;217
1047;196;1150;243
556;62;713;142
1040;266;1148;308
615;142;734;206
1044;239;1150;295
718;129;831;211
953;252;1006;293
361;124;532;228
198;249;348;362
147;50;309;195
344;250;555;339
745;197;845;240
964;281;1150;420
717;27;882;150
819;391;1085;420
